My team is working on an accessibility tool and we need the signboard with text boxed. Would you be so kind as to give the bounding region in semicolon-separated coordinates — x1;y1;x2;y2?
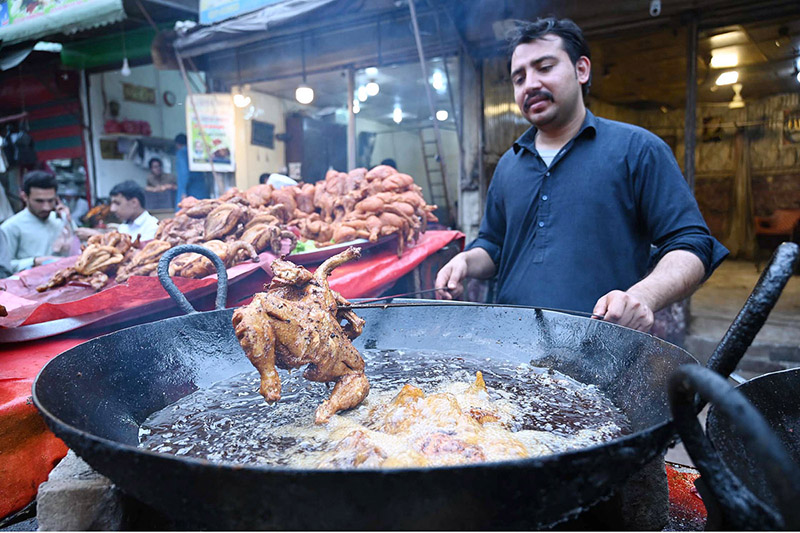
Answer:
186;93;236;173
199;0;280;25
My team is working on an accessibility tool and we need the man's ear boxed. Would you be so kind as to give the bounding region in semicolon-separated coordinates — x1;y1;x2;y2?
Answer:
20;191;28;205
575;56;591;84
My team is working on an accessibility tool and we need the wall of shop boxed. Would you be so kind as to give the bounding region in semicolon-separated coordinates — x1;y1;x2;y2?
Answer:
88;64;205;198
232;89;289;191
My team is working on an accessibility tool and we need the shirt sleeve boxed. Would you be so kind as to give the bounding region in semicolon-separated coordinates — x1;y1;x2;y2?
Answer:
1;222;33;272
0;227;14;278
465;165;506;266
633;134;729;278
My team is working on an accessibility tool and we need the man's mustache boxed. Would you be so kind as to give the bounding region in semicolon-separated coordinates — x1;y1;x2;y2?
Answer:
523;91;554;111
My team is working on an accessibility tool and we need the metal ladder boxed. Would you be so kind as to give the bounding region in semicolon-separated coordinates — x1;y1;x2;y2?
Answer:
419;127;452;225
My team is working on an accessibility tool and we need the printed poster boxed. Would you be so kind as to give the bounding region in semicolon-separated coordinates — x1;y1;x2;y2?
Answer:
186;93;235;172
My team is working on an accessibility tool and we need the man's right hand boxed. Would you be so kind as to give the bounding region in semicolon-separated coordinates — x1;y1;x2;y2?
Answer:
34;256;60;267
75;227;103;240
435;254;469;300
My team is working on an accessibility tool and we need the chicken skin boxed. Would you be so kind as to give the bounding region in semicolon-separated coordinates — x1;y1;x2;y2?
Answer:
232;247;368;424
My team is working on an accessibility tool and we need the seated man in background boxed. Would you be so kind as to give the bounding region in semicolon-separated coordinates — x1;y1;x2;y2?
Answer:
110;180;159;241
0;171;74;272
146;157;177;192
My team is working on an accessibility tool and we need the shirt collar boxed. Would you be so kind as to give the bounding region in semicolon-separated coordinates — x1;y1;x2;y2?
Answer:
129;210;150;226
513;108;598;155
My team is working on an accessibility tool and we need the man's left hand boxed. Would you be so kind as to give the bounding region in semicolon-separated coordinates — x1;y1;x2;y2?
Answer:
592;290;654;332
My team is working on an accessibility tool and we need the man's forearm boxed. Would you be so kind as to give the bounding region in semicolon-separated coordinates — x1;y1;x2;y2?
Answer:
626;250;706;313
463;247;497;279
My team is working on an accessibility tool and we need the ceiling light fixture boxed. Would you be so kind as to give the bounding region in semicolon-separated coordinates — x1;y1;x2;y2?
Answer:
431;70;445;92
233;52;251;108
715;71;739;86
393;105;403;124
295;37;314;105
120;24;131;77
365;67;378;76
357;85;368;102
710;50;738;68
366;81;380;96
353;99;360;114
728;83;744;109
435;109;448;121
233;92;251;108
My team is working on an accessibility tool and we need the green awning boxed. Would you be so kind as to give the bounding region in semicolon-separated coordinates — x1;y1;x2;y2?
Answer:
60;25;168;69
0;0;126;47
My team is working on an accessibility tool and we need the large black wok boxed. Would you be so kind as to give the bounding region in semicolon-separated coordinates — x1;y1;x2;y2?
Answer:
31;244;797;529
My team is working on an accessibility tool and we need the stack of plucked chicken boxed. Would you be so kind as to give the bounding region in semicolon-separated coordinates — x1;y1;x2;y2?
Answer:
288;165;439;256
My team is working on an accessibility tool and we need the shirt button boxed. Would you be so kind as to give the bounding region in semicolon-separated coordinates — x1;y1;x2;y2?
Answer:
538;221;545;228
541;195;548;201
545;171;551;177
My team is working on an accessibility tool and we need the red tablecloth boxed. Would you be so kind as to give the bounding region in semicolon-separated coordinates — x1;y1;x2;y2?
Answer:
0;230;464;519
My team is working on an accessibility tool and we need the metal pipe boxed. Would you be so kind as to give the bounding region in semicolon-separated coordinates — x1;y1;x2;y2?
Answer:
347;66;356;171
684;12;697;192
407;0;453;225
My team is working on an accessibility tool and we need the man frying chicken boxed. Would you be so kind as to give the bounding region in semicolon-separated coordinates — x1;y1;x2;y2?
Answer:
436;17;728;332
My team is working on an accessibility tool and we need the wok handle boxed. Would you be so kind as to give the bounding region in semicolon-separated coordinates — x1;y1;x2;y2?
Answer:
668;365;800;530
157;244;228;315
706;242;799;379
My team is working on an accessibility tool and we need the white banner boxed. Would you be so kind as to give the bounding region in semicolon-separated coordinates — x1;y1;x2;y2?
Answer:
186;93;235;172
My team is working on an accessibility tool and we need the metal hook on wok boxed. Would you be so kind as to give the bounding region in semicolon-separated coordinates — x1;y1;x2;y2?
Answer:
157;244;229;315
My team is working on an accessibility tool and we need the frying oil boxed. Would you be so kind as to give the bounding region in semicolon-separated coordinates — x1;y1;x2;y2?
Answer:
138;350;630;468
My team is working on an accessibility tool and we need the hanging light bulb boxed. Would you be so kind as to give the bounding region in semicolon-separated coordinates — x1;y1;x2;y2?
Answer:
365;67;379;76
352;99;360;114
233;93;251;108
357;85;368;102
393;105;403;124
366;81;380;96
431;70;445;92
121;57;131;77
296;84;314;104
436;109;449;121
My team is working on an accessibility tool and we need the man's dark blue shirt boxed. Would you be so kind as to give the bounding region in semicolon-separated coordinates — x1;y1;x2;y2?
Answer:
468;109;728;312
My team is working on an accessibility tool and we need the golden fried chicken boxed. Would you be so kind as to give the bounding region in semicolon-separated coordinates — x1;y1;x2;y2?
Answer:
115;240;173;283
168;240;258;278
37;231;132;292
231;247;368;424
204;204;246;241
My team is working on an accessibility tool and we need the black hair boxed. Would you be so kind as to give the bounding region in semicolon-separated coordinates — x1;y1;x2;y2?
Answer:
148;157;163;169
507;17;592;98
110;180;146;208
22;171;58;195
380;158;397;169
174;133;187;145
259;173;270;184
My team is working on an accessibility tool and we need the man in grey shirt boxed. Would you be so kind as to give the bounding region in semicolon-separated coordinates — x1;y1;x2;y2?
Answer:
0;171;72;272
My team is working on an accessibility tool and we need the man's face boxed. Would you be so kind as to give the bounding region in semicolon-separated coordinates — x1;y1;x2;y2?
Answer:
510;35;590;130
24;187;58;220
150;161;163;176
110;194;140;222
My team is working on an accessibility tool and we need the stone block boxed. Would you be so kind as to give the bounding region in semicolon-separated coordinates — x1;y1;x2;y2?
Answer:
36;451;123;531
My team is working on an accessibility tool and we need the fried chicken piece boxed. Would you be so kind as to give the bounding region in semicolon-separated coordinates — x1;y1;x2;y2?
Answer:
37;231;132;292
231;247;368;424
182;199;222;218
115;240;173;283
168;240;258;278
204;204;246;241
